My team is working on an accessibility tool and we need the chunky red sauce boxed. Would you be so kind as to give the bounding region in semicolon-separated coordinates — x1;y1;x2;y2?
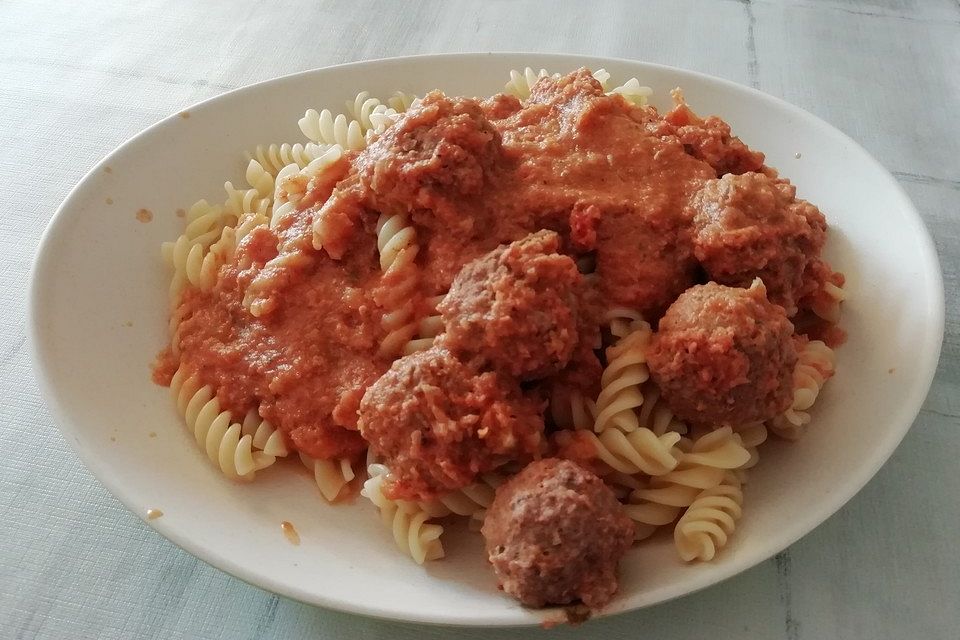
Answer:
157;69;841;462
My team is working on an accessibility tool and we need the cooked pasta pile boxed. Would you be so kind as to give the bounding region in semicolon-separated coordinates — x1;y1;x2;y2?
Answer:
155;67;842;587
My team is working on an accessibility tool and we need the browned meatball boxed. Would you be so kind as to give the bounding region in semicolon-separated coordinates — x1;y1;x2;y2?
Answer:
358;346;544;501
437;231;582;380
596;205;700;321
662;93;767;176
315;91;503;258
482;458;634;609
647;280;797;428
690;172;827;315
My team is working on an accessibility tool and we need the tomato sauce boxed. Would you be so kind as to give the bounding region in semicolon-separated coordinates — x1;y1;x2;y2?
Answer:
158;69;841;461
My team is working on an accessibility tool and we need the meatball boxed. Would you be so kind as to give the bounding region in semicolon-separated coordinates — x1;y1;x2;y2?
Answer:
358;346;544;501
690;172;827;315
596;206;699;320
647;280;797;428
315;91;503;258
663;92;766;176
437;231;582;380
482;458;634;609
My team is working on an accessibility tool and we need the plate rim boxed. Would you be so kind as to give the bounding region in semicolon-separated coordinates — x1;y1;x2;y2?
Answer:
28;51;946;627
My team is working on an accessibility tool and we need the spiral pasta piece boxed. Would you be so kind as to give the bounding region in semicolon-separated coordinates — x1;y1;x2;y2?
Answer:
162;199;235;304
592;68;612;90
504;68;648;106
424;474;506;531
594;316;652;433
608;78;653;106
731;422;767;481
163;159;270;294
504;67;559;99
238;409;289;457
298;108;366;150
238;150;346;317
244;159;275;199
636;382;688;436
165;161;275;311
374;212;421;357
247;142;327;177
361;464;446;564
604;307;644;340
387;91;418;113
167;300;191;359
181;199;235;243
402;294;445;355
345;91;400;135
769;340;836;440
674;474;744;562
299;453;356;502
168;212;265;298
224;160;275;221
810;280;847;324
269;162;304;230
223;182;270;219
169;365;279;481
673;426;753;471
623;427;751;539
581;428;681;476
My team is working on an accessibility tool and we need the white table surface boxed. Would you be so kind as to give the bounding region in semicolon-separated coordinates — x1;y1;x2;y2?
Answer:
2;1;958;638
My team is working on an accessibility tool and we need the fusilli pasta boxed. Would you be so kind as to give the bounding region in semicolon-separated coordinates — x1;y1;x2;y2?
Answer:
674;473;744;562
299;453;356;502
504;68;614;99
594;314;652;433
162;199;235;304
810;280;847;324
374;212;421;357
592;68;612;90
387;90;418;113
623;427;750;540
581;428;681;476
769;340;836;440
298;108;366;150
425;474;505;530
731;422;767;481
247;142;326;177
402;294;445;355
504;67;555;99
169;365;280;481
168;210;269;294
608;78;653;106
361;464;446;564
344;91;400;136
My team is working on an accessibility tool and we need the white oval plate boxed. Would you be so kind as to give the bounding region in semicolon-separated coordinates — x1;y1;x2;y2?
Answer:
29;53;943;626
